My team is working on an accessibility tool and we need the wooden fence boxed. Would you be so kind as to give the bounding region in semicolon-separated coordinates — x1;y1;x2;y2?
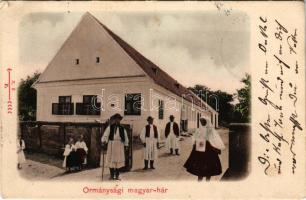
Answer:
20;121;133;170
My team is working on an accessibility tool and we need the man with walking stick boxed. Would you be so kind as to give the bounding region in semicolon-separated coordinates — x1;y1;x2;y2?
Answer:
101;114;129;181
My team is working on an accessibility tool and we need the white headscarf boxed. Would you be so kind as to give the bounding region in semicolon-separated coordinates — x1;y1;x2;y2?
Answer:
194;118;225;150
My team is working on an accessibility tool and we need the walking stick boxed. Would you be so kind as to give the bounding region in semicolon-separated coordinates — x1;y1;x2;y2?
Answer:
101;144;105;181
98;120;105;181
100;118;111;181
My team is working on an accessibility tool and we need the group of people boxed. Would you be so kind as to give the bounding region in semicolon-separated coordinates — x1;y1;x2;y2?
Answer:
100;113;225;182
63;134;88;172
17;112;225;182
139;115;180;170
99;113;181;180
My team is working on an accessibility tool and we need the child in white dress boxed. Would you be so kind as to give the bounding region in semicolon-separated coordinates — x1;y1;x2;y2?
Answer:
17;135;26;169
75;134;88;169
63;137;77;172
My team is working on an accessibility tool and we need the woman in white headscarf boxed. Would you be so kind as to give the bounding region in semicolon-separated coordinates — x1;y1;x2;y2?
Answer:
184;117;225;181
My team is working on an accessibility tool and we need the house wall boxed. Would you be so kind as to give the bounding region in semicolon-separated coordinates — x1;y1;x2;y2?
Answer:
150;83;218;135
35;76;152;136
148;85;182;139
35;77;219;136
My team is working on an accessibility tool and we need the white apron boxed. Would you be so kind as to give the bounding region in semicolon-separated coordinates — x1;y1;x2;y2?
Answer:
143;137;158;160
105;133;126;168
166;123;180;151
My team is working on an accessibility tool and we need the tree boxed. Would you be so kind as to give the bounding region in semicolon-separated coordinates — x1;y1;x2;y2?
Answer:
189;74;251;126
188;85;234;126
233;74;251;123
18;72;40;121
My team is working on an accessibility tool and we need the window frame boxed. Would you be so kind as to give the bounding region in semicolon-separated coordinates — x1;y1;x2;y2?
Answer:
83;95;97;104
59;96;71;103
158;99;164;119
52;96;73;115
124;93;141;116
76;95;100;115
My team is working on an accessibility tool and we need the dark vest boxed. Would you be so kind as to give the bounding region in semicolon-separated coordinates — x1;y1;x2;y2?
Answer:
145;124;158;138
165;122;179;137
109;124;125;142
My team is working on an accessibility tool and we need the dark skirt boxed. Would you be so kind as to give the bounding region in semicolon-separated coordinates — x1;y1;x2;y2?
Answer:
66;151;78;168
184;141;222;177
76;148;86;165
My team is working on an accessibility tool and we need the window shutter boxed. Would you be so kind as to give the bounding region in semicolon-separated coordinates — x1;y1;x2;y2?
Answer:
52;103;58;115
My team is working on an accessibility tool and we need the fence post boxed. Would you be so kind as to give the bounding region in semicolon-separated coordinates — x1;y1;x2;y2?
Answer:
89;126;101;167
129;126;133;171
59;123;66;148
63;123;66;146
38;124;42;149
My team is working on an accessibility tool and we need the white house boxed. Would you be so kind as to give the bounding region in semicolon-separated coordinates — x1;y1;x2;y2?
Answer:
33;12;219;136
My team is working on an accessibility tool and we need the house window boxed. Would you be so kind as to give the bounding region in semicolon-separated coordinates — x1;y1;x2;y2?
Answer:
59;96;71;103
158;100;164;119
96;57;100;63
75;59;79;65
83;95;97;104
124;93;141;116
76;95;100;115
52;96;73;115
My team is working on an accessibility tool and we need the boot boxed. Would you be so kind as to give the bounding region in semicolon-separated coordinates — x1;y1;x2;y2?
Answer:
175;149;180;156
170;148;173;155
150;160;155;169
143;160;148;170
114;169;121;180
109;168;115;180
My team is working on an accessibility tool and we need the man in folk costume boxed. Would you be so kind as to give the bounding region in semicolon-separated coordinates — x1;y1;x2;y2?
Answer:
140;116;160;170
165;115;180;156
101;113;129;180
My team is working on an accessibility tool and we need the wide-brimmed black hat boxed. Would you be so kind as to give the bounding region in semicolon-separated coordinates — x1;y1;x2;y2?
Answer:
111;113;123;120
169;115;175;119
147;116;154;121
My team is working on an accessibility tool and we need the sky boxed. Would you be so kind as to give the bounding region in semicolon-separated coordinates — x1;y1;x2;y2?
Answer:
19;11;250;94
